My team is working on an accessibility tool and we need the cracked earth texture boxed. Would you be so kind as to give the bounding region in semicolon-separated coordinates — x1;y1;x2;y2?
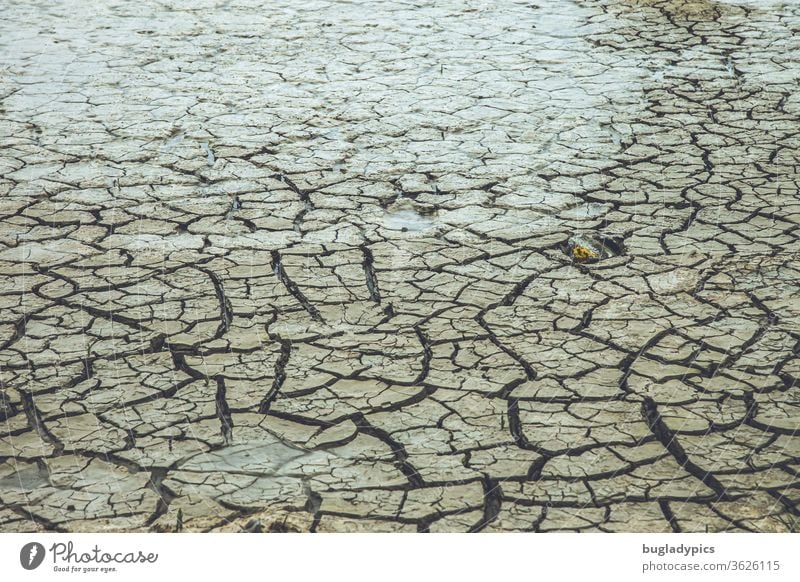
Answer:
1;0;800;533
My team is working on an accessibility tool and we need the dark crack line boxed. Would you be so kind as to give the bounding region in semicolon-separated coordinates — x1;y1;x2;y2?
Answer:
271;250;323;322
259;335;291;413
362;246;381;303
468;475;502;532
642;397;731;501
215;376;234;445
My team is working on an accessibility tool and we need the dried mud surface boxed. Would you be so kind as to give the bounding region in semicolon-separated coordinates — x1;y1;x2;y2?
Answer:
1;0;800;532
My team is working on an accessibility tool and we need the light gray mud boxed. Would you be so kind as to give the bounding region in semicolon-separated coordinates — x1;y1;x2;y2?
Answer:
0;0;799;532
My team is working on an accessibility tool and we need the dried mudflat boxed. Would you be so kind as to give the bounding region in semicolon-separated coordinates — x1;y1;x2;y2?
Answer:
1;0;799;532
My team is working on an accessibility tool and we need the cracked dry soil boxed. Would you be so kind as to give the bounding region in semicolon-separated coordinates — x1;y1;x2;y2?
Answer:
1;0;800;533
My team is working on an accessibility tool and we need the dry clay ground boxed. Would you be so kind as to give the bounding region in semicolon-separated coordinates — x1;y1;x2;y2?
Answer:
1;0;800;533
